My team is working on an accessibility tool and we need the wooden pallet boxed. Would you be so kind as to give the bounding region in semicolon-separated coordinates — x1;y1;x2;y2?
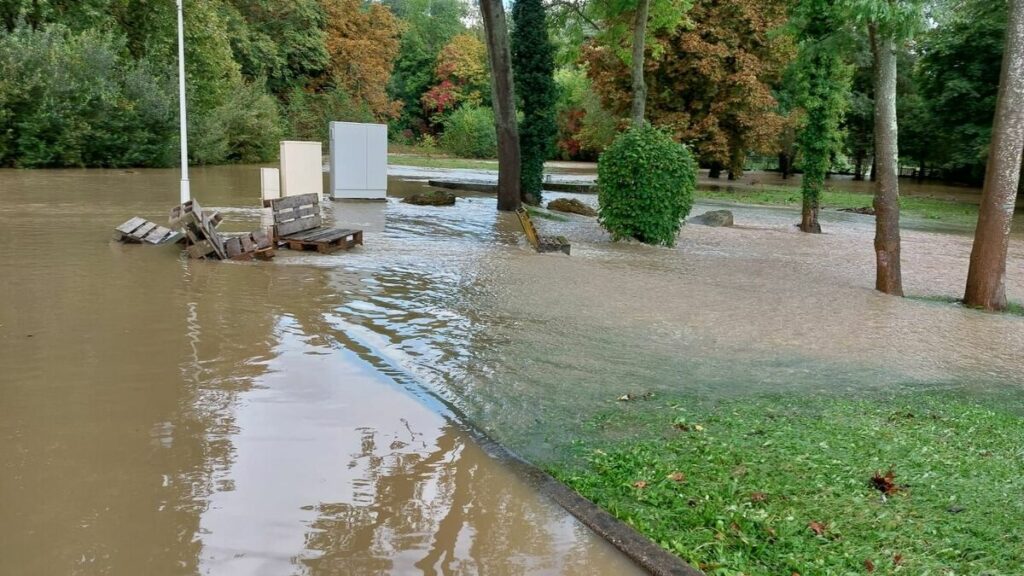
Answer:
115;217;183;245
282;228;363;253
515;208;571;255
170;199;271;261
270;193;363;254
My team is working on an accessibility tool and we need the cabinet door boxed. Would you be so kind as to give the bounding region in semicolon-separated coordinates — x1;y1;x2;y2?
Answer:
331;123;367;191
366;124;388;191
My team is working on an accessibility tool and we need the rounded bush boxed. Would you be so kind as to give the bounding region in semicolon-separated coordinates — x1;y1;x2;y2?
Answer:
440;106;497;159
597;125;696;246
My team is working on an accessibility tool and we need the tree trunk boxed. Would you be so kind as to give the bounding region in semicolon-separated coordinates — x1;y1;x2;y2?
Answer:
800;196;821;233
480;0;522;211
964;0;1024;311
870;25;904;296
630;0;650;127
854;151;865;181
708;163;722;179
779;152;790;178
870;154;877;181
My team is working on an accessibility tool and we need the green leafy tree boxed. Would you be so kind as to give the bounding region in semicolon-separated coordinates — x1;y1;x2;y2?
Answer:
512;0;557;205
791;0;851;233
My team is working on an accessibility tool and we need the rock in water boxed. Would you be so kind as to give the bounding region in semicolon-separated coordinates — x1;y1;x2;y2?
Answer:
546;197;598;217
689;209;734;227
403;190;457;206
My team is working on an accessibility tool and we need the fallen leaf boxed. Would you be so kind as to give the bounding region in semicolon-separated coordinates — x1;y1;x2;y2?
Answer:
632;480;647;489
730;522;742;533
750;491;767;503
808;521;827;536
870;469;903;495
673;422;691;432
893;553;904;566
766;527;777;537
668;471;686;483
694;424;705;432
617;394;632;402
864;558;875;572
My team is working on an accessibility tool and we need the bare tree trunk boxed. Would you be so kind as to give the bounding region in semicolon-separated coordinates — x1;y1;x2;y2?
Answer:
779;152;791;179
870;25;904;296
480;0;522;212
854;151;865;181
870;154;877;181
630;0;650;128
964;0;1024;311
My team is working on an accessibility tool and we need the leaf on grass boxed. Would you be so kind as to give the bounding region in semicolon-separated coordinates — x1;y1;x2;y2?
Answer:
808;521;827;536
617;392;653;402
893;553;904;566
632;480;648;489
668;471;686;483
750;491;767;503
870;469;903;495
864;558;875;572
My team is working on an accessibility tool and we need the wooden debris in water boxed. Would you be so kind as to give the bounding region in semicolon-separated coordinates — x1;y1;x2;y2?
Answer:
169;199;274;261
515;208;570;255
114;217;183;245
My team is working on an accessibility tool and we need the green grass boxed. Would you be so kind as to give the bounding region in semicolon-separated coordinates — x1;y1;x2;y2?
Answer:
549;392;1024;575
388;144;499;171
695;187;979;226
907;295;1024;317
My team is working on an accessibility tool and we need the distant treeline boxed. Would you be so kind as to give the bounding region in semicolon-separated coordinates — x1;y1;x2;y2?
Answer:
0;0;1011;183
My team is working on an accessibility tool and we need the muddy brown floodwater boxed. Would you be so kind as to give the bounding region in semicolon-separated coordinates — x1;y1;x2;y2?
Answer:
2;165;1023;576
0;167;644;576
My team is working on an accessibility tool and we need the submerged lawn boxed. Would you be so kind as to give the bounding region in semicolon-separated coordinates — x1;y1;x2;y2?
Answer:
696;187;979;226
549;392;1024;575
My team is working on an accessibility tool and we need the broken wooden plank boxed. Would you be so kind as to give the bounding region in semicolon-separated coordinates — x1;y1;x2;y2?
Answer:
275;215;322;237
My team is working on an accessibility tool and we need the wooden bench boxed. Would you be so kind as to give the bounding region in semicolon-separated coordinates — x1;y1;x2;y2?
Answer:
515;208;571;255
270;193;363;254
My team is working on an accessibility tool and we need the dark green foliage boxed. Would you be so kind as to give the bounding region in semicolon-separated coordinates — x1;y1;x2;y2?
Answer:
915;0;1006;182
0;25;177;167
511;0;557;205
439;106;497;159
191;79;284;165
791;0;849;223
284;87;374;144
597;125;696;246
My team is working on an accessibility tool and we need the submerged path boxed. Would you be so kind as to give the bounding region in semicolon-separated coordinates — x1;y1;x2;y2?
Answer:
0;166;644;575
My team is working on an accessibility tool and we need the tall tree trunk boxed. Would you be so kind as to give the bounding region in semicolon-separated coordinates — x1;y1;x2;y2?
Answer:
630;0;650;127
779;152;791;179
870;25;904;296
870;154;877;181
854;151;865;181
801;195;821;233
708;162;722;179
964;0;1024;311
480;0;521;211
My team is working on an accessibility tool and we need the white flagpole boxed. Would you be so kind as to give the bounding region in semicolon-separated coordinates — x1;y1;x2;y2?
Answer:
176;0;190;203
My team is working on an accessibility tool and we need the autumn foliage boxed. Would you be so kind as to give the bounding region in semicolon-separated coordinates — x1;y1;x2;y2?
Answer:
582;0;794;176
421;34;490;120
321;0;403;121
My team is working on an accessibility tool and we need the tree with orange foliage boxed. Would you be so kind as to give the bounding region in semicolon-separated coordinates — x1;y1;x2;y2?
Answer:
321;0;402;121
583;0;794;179
421;34;490;121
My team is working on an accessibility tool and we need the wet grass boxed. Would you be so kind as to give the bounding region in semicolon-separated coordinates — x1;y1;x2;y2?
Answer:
908;294;1024;318
549;391;1024;575
696;187;979;226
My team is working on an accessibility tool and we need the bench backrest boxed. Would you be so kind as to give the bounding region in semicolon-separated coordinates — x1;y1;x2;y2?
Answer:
515;208;541;250
270;193;322;238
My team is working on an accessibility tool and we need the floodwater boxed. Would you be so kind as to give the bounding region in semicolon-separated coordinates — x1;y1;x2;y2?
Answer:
0;167;643;576
2;165;1023;575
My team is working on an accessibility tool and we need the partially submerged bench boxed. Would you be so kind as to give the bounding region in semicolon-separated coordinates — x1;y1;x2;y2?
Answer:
515;208;570;255
270;193;363;253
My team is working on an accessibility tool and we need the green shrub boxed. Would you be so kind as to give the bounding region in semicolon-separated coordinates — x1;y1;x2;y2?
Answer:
439;106;496;158
283;86;374;144
191;78;283;164
597;125;696;246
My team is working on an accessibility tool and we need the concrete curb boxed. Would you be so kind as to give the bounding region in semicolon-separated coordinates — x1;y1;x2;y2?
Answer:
465;430;705;576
